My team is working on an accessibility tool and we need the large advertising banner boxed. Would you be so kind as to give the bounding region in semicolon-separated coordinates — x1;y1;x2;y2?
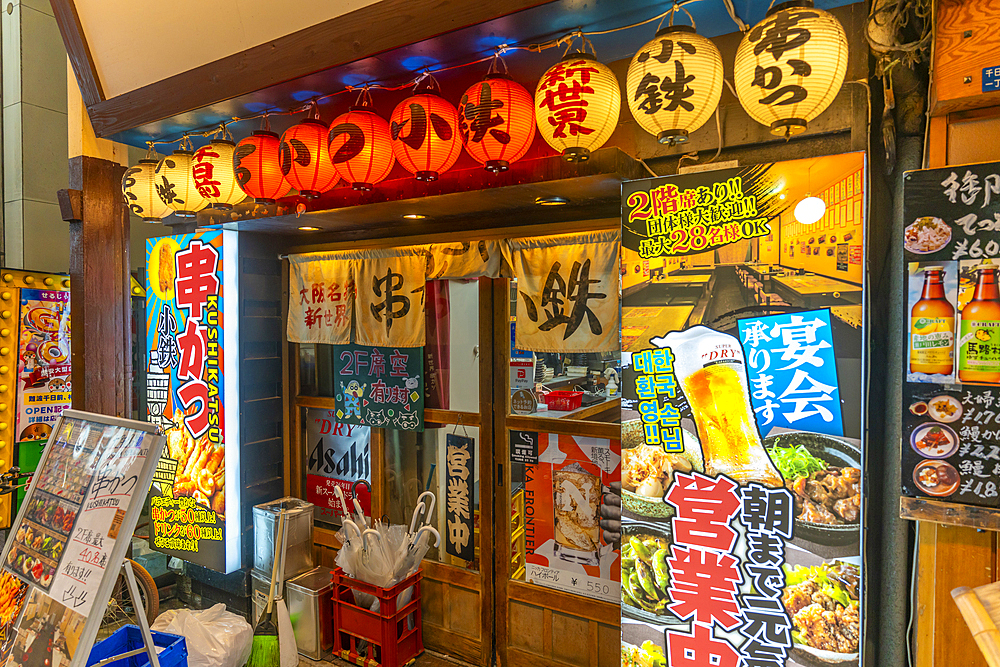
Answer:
620;153;865;667
145;231;241;573
900;160;1000;507
14;289;71;444
510;431;622;604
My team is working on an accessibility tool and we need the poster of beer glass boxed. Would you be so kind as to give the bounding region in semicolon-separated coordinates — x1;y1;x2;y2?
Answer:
620;153;866;667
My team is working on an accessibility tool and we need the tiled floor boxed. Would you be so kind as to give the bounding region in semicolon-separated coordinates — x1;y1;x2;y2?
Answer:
300;649;475;667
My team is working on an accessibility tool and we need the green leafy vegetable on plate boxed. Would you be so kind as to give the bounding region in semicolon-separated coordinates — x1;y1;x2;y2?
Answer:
767;444;828;479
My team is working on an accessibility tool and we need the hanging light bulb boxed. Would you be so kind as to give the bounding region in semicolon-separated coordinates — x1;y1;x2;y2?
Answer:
459;56;536;173
626;11;723;146
234;117;291;203
328;88;396;191
123;146;171;221
280;102;340;198
734;0;848;137
390;75;463;181
155;138;209;218
534;37;620;163
191;127;246;210
794;159;826;224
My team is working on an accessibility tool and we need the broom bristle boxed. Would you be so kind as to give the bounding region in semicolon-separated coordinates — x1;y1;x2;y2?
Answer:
247;634;280;667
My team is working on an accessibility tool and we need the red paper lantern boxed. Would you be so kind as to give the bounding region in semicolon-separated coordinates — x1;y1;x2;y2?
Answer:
390;87;462;182
328;105;395;192
279;117;339;198
234;131;291;203
459;75;536;173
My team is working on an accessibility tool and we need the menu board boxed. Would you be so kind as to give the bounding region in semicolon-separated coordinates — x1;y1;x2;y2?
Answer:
620;153;866;667
511;431;621;604
304;410;371;524
0;410;164;667
14;289;71;444
145;230;241;573
901;161;1000;506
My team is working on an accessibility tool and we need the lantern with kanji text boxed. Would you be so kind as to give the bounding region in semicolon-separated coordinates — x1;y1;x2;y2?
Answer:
280;107;340;198
626;25;723;145
734;0;848;137
328;91;395;191
534;52;620;162
390;79;463;182
155;144;210;218
191;139;246;210
234;130;291;203
123;158;171;221
459;66;536;173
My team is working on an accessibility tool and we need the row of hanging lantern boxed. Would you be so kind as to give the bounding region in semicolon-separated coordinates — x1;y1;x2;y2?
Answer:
123;0;848;222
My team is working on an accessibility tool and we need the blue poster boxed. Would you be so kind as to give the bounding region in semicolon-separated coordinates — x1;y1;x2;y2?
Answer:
737;309;844;437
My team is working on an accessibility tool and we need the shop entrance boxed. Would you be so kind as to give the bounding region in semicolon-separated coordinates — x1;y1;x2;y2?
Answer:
285;222;621;667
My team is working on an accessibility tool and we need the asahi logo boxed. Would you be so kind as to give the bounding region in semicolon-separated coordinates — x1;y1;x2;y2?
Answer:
307;422;370;480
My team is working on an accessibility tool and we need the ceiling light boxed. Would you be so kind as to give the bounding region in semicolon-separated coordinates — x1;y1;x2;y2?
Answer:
794;196;826;225
535;196;569;206
298;226;321;231
403;214;427;220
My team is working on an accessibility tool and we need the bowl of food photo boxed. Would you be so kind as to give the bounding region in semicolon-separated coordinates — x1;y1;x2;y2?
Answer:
764;432;862;546
904;216;951;254
621;420;704;519
621;521;682;626
783;559;861;666
910;422;959;459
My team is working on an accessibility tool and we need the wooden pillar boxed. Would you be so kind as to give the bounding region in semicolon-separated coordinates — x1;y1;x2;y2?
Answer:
59;155;131;417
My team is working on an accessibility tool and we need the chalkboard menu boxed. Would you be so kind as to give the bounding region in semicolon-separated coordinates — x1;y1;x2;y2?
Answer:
901;161;1000;507
0;410;164;667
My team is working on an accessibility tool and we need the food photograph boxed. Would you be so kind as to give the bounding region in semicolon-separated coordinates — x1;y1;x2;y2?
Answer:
620;522;678;624
909;423;959;459
621;420;703;519
164;408;227;516
904;216;951;255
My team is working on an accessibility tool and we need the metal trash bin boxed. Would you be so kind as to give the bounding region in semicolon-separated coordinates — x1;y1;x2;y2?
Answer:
252;497;315;580
286;566;333;660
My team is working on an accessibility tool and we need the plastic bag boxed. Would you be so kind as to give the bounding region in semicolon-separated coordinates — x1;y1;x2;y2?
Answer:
151;603;253;667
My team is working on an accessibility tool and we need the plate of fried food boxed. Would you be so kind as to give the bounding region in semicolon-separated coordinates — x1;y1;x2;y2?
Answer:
165;409;226;516
782;558;861;665
621;419;703;518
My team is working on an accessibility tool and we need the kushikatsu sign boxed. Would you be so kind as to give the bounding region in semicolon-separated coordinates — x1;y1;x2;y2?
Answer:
620;154;867;667
145;230;241;573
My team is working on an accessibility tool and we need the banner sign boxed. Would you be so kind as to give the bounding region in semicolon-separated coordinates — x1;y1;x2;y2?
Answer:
512;431;621;604
305;411;371;524
621;153;866;667
0;411;164;667
333;344;424;431
445;434;475;561
900;160;1000;508
145;231;241;573
14;289;71;444
287;255;354;345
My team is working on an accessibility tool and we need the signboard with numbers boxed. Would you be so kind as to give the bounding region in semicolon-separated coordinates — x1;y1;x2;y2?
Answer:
0;410;164;667
621;153;866;667
332;344;424;431
901;160;1000;508
145;230;241;573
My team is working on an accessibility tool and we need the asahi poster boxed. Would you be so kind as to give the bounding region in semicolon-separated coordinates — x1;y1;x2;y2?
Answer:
511;431;621;604
145;230;240;573
14;289;71;444
620;154;865;667
305;410;371;525
901;161;1000;508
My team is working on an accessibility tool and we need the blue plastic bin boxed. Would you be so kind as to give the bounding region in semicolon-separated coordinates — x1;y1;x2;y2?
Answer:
86;625;187;667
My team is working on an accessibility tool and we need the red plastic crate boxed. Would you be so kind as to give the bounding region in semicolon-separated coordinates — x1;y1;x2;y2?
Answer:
332;567;424;667
544;390;583;411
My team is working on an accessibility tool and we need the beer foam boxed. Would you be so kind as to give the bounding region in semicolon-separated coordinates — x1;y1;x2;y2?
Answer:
650;325;746;381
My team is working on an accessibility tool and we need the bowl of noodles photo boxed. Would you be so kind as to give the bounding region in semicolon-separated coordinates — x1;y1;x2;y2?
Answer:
904;216;951;254
621;419;703;518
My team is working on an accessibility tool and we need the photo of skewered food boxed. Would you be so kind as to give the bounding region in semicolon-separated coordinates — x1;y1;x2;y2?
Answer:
0;570;29;662
23;495;77;536
165;409;226;516
34;443;95;501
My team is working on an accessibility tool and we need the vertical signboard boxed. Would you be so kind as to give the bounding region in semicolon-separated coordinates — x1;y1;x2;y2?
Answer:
305;410;371;524
900;161;1000;507
445;434;475;561
620;154;866;667
145;231;241;573
14;289;71;444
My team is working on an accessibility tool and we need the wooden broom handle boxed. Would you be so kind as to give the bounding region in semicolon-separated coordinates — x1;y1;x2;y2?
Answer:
953;586;1000;667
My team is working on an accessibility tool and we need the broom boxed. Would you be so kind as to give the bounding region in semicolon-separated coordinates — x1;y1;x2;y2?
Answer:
247;511;285;667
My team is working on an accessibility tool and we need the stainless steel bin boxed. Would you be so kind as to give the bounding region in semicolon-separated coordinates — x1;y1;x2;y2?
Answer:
286;566;333;660
252;497;315;580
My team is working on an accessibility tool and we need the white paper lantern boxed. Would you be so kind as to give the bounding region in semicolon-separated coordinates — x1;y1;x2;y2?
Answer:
191;140;246;210
155;149;209;218
534;52;620;162
626;26;723;145
734;0;848;137
122;159;171;221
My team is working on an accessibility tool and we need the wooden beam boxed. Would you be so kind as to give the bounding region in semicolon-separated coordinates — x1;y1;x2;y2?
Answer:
49;0;103;106
68;155;131;417
67;0;555;137
902;496;1000;531
57;188;83;223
